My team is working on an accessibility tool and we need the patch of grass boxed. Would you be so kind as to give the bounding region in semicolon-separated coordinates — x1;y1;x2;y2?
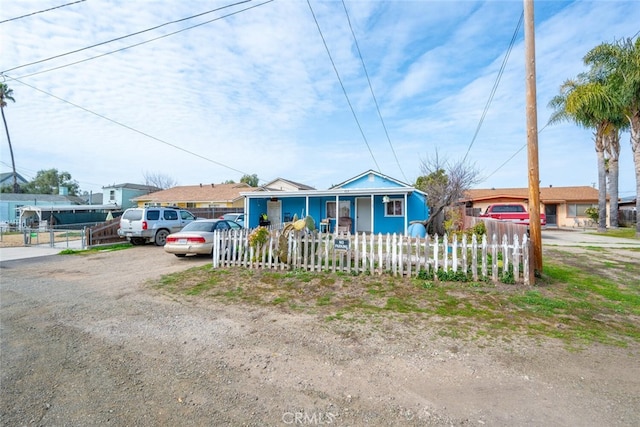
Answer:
510;290;568;316
149;247;640;348
316;293;333;306
185;278;218;296
59;243;133;255
596;227;638;239
271;296;288;305
385;297;425;313
284;269;315;282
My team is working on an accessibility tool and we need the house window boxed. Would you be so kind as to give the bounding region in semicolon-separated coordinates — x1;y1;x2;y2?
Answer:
568;203;595;217
385;199;404;217
109;190;115;202
326;201;350;218
186;202;196;208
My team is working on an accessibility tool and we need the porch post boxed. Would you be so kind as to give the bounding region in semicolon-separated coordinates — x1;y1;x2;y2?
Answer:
404;193;408;235
370;195;374;234
335;194;340;234
305;196;309;220
244;197;249;228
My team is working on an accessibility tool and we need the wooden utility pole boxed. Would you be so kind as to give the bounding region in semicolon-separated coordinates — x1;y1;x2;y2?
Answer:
524;0;542;280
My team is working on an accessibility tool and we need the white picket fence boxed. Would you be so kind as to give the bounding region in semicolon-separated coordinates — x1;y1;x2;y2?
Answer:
212;229;531;284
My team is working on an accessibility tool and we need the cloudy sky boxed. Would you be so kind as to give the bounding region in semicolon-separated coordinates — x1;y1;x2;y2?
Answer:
1;0;639;197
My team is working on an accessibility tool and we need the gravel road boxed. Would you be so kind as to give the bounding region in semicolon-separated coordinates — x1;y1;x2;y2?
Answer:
1;246;639;426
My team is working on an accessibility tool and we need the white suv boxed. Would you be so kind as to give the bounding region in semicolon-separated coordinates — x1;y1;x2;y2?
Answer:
118;207;197;246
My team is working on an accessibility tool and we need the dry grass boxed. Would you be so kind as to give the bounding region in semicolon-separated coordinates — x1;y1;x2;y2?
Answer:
151;246;640;348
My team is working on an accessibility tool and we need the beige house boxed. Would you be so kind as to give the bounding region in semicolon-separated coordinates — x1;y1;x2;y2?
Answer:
132;182;251;209
259;177;315;192
464;186;608;227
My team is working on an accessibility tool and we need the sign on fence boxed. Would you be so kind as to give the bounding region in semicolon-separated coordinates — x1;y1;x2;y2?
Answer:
334;238;350;251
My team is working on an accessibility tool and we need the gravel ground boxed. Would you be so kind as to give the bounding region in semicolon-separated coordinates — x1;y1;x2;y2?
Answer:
1;245;639;426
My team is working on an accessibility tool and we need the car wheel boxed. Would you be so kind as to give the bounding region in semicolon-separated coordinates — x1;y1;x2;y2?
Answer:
174;253;186;257
155;229;169;246
130;237;144;245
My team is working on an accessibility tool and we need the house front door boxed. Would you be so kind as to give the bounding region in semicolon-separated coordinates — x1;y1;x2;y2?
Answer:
545;204;557;226
267;201;281;226
356;197;371;233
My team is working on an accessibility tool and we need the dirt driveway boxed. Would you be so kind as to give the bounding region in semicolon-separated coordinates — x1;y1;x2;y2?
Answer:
1;245;639;426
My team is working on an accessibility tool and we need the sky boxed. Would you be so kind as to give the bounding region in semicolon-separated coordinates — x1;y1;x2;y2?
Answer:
1;0;639;198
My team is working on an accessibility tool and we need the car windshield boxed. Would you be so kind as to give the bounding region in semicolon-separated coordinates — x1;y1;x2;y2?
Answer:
122;209;143;221
223;213;241;221
181;221;218;232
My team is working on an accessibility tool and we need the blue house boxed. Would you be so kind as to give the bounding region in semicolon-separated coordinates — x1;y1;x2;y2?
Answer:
242;170;429;235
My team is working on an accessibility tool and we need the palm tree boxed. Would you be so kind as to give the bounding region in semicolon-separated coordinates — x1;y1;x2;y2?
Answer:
0;82;18;193
548;76;620;232
585;37;640;236
604;129;622;228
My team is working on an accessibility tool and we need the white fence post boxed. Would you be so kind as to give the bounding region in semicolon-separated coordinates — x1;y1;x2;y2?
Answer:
211;229;530;283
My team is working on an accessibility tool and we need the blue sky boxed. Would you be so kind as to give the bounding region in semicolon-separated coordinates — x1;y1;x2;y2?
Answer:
1;0;639;197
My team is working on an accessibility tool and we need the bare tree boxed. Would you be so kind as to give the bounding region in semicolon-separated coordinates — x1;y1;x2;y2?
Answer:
415;151;480;235
142;171;177;190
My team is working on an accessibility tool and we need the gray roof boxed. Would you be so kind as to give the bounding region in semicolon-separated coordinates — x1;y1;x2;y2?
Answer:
102;183;160;191
261;177;316;191
0;172;28;185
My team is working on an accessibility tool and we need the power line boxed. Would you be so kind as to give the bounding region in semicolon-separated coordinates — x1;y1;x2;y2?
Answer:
2;0;255;74
482;123;548;181
462;10;523;163
306;0;381;173
340;0;407;183
5;75;255;179
11;0;273;80
0;0;86;24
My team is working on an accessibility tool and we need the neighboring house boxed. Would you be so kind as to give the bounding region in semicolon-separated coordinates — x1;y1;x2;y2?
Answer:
260;177;315;192
0;192;119;227
619;196;637;210
0;193;82;224
618;196;638;227
102;183;160;209
0;172;28;189
464;186;605;227
86;192;103;205
131;182;251;209
242;170;429;234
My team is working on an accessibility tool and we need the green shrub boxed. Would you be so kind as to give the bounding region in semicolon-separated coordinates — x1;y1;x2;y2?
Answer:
585;207;598;223
248;226;270;249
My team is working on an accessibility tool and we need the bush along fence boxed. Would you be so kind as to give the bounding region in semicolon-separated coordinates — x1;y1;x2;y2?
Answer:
212;229;532;285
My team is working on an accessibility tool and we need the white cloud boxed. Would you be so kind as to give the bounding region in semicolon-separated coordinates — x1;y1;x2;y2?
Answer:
0;0;638;197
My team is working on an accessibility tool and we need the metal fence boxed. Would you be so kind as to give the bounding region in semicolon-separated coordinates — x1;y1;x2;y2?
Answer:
9;227;86;249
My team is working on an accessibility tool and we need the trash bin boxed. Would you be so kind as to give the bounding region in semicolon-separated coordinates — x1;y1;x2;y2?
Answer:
408;222;426;238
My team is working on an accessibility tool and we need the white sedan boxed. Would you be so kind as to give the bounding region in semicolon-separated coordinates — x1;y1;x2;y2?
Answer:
164;219;242;257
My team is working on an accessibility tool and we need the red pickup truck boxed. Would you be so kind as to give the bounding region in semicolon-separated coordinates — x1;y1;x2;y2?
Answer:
480;204;546;226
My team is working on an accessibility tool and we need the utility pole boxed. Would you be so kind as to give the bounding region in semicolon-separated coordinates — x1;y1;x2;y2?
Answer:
524;0;542;280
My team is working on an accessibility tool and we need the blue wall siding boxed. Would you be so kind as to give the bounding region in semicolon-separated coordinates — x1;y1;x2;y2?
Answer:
407;192;429;222
246;191;428;232
281;199;306;221
249;198;269;226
